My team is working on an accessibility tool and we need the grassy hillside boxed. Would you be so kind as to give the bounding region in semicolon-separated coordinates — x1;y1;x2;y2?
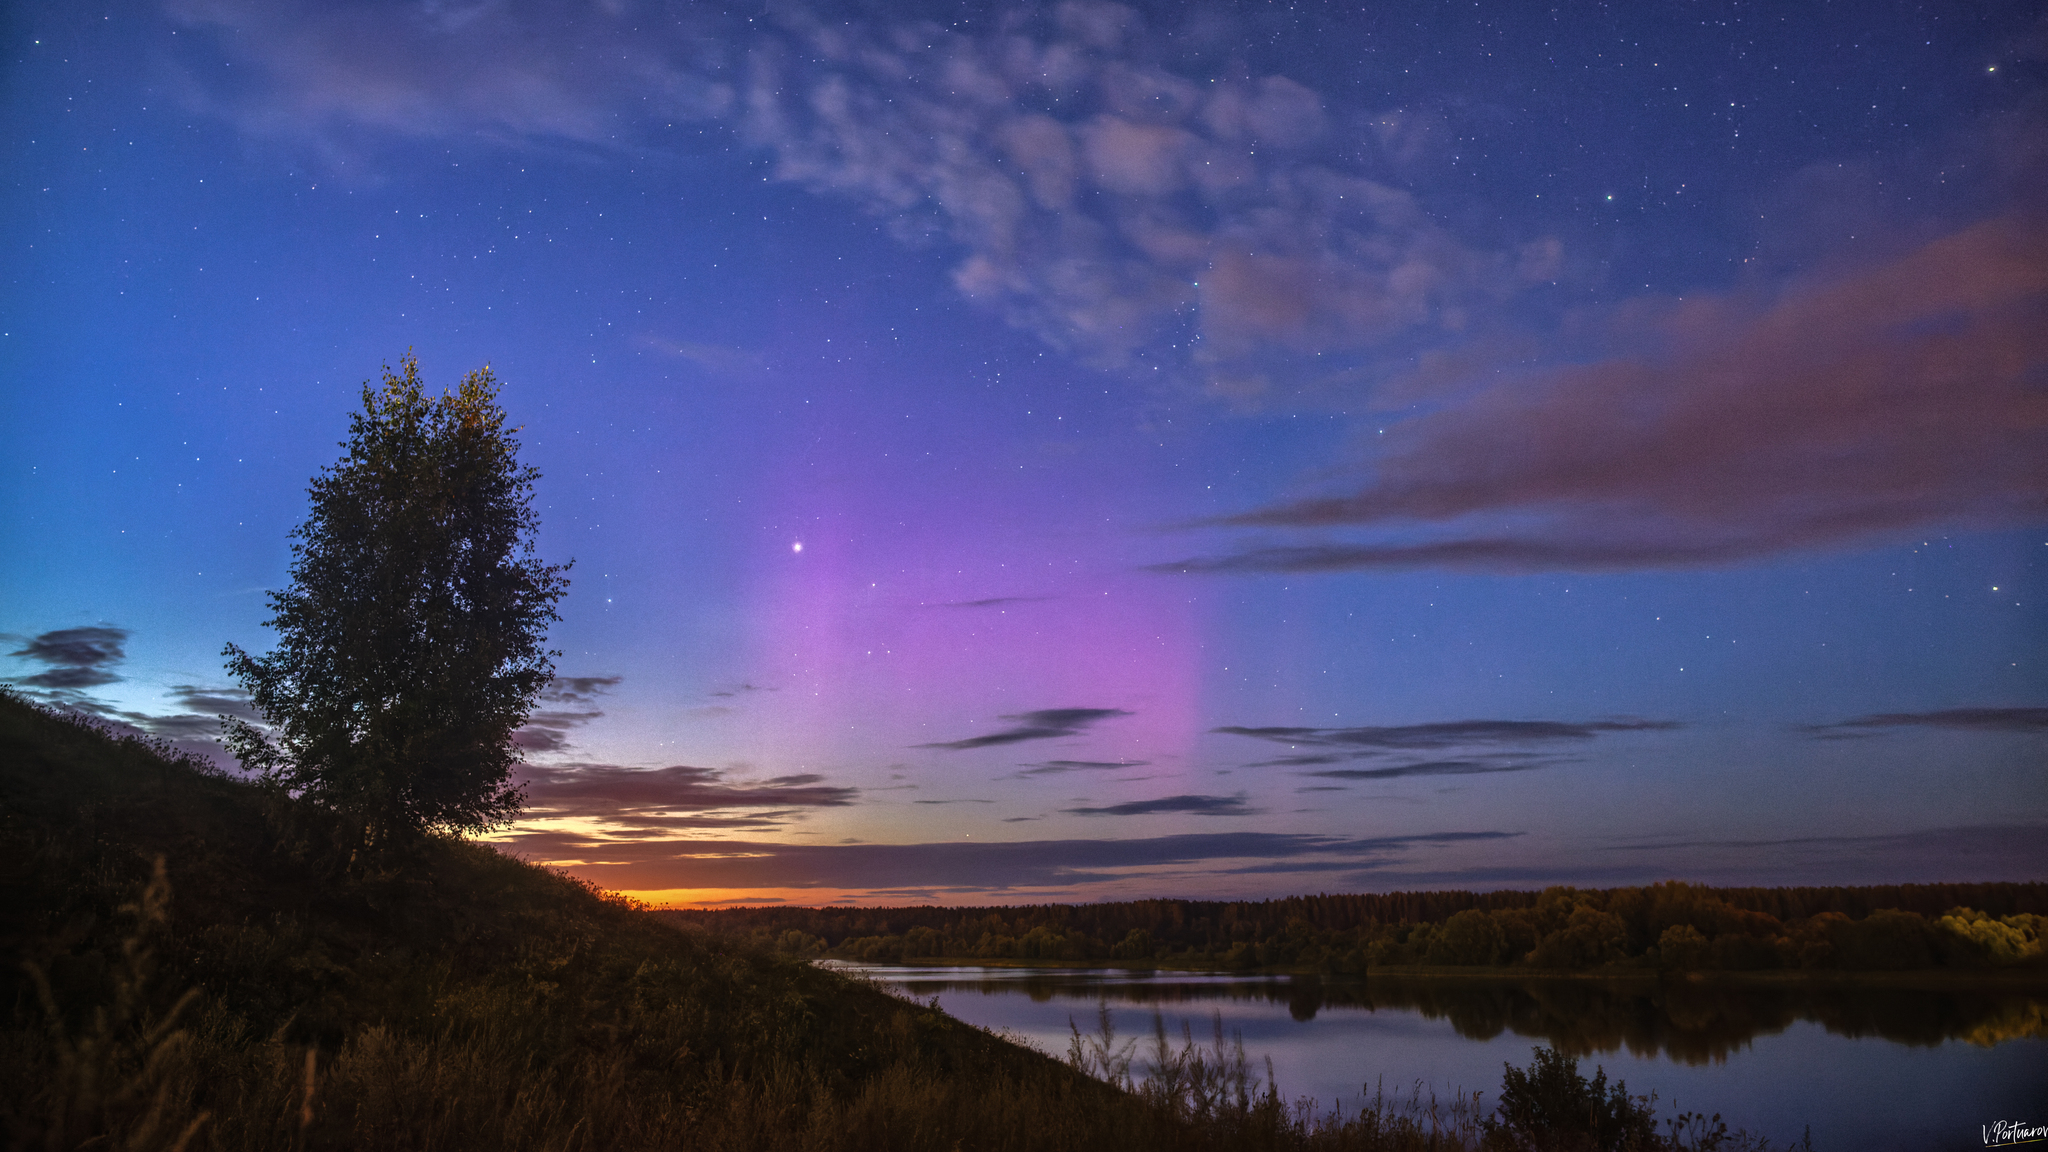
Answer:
12;692;1663;1152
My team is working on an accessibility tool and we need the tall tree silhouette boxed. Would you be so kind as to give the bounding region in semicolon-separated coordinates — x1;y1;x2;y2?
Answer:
225;353;569;858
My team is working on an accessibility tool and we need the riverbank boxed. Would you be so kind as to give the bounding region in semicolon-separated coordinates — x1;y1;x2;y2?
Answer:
821;955;2048;989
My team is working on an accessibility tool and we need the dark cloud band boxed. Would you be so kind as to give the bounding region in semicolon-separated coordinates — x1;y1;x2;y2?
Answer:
1216;718;1678;751
518;761;859;819
1062;793;1255;817
1806;706;2048;737
1299;758;1553;781
492;829;1523;892
8;626;130;688
920;707;1132;750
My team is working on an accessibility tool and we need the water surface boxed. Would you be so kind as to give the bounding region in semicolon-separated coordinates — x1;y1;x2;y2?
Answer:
833;964;2048;1151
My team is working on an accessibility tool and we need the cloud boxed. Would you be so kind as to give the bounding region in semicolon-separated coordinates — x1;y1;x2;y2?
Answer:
165;684;261;720
1216;718;1677;751
545;676;622;703
1805;706;2048;738
1011;758;1150;777
1175;214;2048;571
1298;757;1552;781
511;675;618;752
161;0;1540;401
4;675;256;768
492;828;1522;892
1580;823;2048;886
0;630;247;763
157;2;2048;578
709;683;772;699
1150;538;1779;575
913;798;995;805
1217;719;1671;779
919;707;1131;750
930;596;1053;609
8;626;129;688
115;686;262;744
1600;823;2048;853
516;762;859;832
655;340;766;375
1062;793;1256;817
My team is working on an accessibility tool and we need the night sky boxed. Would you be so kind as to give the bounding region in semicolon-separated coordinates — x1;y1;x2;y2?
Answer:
4;0;2044;906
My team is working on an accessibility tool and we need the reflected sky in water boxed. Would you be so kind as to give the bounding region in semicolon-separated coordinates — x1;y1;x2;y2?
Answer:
834;963;2048;1151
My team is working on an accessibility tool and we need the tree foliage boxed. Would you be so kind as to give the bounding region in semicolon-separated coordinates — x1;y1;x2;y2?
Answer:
224;353;569;852
674;881;2048;973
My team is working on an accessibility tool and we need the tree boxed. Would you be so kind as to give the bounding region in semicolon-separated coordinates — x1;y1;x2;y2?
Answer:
224;353;569;857
1426;908;1508;966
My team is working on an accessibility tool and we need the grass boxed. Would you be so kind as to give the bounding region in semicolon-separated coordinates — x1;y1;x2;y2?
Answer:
2;692;1797;1150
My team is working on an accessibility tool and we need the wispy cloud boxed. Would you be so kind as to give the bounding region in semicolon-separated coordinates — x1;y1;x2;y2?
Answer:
491;828;1522;893
511;675;619;753
546;676;622;703
920;707;1131;750
1214;717;1674;781
1062;793;1256;817
107;685;264;747
1217;718;1677;751
709;683;773;699
7;626;130;689
928;596;1053;609
654;340;767;375
1150;538;1769;575
159;2;2048;574
1583;823;2048;886
1600;823;2048;853
1166;213;2048;571
1010;758;1150;777
165;684;261;720
513;761;859;836
1299;757;1553;781
161;0;1543;405
1804;706;2048;739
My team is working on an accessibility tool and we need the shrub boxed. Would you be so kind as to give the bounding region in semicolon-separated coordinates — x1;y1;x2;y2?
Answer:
1483;1046;1658;1152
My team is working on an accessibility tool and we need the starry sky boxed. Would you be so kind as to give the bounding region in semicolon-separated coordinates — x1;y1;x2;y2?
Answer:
4;0;2044;906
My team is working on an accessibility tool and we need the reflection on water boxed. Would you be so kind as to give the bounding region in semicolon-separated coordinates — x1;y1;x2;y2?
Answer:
857;966;2048;1065
833;964;2048;1149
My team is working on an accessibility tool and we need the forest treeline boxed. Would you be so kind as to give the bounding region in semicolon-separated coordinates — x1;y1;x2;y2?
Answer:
666;882;2048;974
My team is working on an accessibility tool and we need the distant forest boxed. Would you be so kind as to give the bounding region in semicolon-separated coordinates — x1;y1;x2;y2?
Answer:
666;882;2048;973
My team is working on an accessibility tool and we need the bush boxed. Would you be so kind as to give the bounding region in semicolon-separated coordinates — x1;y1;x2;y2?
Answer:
1483;1047;1658;1152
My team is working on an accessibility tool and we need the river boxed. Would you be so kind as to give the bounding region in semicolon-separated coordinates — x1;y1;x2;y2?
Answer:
828;963;2048;1151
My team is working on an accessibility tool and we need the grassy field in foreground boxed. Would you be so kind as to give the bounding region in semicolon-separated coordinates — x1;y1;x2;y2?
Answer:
2;691;1793;1150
